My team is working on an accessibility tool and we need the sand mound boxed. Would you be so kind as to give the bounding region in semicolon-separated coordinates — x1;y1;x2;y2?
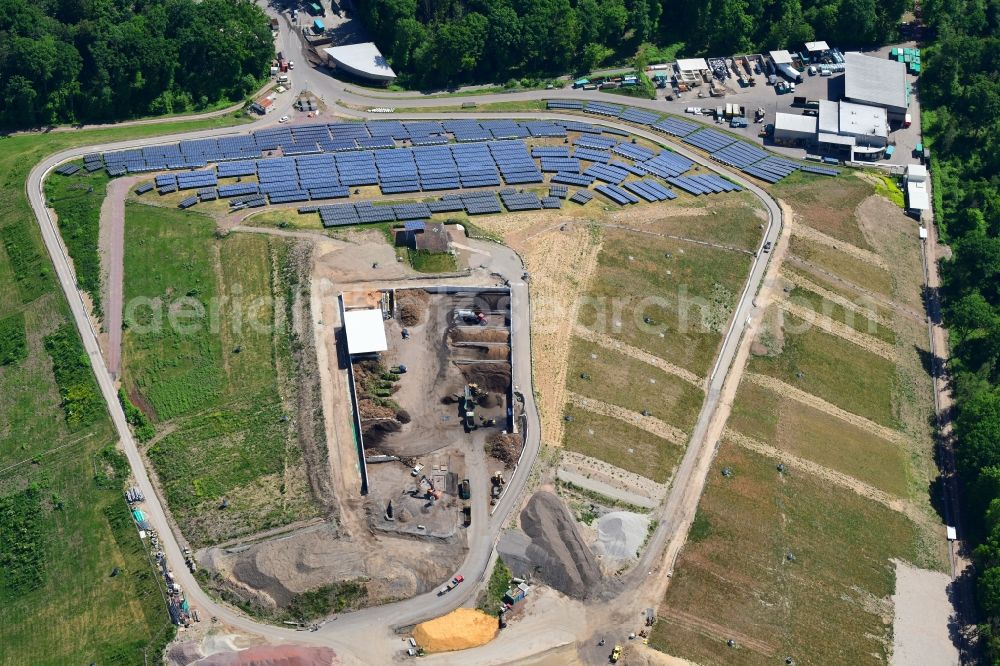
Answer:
593;511;650;561
412;608;498;652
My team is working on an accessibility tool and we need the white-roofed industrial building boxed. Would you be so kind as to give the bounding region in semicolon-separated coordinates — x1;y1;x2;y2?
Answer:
769;50;794;65
323;42;397;84
905;164;930;215
343;308;389;356
675;58;709;86
773;113;817;144
844;52;909;119
775;99;889;160
804;40;830;54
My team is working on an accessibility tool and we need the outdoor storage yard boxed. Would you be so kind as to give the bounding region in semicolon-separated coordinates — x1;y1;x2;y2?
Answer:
650;170;952;664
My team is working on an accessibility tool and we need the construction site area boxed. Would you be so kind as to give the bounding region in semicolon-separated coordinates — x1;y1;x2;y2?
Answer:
347;287;522;540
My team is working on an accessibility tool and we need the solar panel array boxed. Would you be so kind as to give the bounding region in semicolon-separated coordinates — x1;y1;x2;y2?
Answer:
799;165;841;177
683;128;736;153
666;175;742;196
742;157;800;183
638;151;694;179
500;189;543;211
652;117;700;137
178;196;198;209
575;135;616;150
551;172;595;186
711;141;769;169
569;190;594;205
584;101;625;117
595;184;640;205
613;142;655;162
574;147;612;164
541;196;562;209
55;163;80;176
584;163;630;185
549;185;568;199
100;121;577;176
134;183;154;195
623;180;677;202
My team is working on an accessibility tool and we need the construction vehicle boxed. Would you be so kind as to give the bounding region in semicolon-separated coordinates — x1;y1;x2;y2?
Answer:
611;645;622;663
463;386;476;431
459;479;471;500
463;505;472;527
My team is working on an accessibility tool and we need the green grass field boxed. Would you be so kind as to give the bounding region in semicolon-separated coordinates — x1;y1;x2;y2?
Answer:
616;192;766;252
728;380;911;498
44;168;110;316
788;235;893;296
787;284;896;344
0;114;251;664
565;336;704;432
772;171;875;248
749;313;898;428
580;228;751;376
561;404;685;483
122;203;317;546
650;442;926;665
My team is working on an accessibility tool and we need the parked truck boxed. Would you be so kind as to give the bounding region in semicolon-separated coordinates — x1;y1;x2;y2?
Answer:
776;62;803;83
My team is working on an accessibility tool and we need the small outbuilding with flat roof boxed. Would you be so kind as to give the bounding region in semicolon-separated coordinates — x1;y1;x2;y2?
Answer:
675;58;708;86
844;52;909;119
773;113;817;144
343;308;388;356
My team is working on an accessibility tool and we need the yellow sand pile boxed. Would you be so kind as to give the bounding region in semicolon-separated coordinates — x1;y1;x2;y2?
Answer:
412;608;499;653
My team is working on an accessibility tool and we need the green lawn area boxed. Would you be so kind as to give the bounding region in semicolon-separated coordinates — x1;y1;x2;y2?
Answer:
649;442;928;665
617;192;766;252
580;228;751;376
562;403;685;483
44;168;110;317
0;113;248;664
565;336;704;432
787;285;896;344
407;248;458;273
728;380;911;498
788;235;893;296
772;171;875;248
123;203;318;546
749;313;898;428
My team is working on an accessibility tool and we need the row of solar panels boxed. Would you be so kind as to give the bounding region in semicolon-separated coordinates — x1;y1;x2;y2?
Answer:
547;99;841;185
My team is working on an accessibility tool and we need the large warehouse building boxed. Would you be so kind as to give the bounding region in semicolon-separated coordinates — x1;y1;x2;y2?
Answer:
323;42;397;84
774;99;889;160
843;52;909;120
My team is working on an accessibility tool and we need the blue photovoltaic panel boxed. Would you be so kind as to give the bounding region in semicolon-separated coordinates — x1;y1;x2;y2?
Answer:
573;148;612;164
594;184;639;205
612;143;655;162
683;128;737;153
799;165;840;176
569;189;594;205
652;117;700;137
134;183;154;195
574;135;616;150
546;100;583;109
711;141;769;169
618;107;659;125
585;101;624;116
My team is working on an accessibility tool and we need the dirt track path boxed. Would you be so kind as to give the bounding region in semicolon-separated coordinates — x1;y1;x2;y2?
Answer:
659;607;776;657
746;373;908;445
99;176;141;379
781;270;895;328
725;429;920;520
789;219;890;271
573;325;704;388
779;301;897;361
567;392;687;446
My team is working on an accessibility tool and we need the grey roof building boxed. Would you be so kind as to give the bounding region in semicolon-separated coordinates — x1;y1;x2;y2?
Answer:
844;52;909;118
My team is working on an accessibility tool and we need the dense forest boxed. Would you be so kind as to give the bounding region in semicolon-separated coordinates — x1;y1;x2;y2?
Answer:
0;0;273;128
355;0;908;87
923;0;1000;660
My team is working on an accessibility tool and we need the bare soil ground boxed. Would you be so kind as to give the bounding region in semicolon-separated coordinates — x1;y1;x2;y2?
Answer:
201;521;464;608
891;560;961;666
557;450;668;507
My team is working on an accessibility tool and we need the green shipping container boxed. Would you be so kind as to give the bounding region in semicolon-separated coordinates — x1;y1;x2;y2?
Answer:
890;48;899;57
912;63;921;73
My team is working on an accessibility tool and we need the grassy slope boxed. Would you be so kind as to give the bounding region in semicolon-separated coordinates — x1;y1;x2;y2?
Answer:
581;228;751;377
562;404;684;483
122;203;316;546
0;113;246;665
650;443;923;665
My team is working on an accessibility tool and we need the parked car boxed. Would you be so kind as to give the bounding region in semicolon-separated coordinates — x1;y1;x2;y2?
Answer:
278;115;290;123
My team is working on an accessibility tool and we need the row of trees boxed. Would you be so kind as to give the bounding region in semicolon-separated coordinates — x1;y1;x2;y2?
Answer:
0;0;274;129
921;0;1000;660
354;0;909;88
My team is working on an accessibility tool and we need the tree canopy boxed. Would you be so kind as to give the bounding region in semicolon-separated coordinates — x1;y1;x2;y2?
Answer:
354;0;910;88
920;0;1000;660
0;0;273;128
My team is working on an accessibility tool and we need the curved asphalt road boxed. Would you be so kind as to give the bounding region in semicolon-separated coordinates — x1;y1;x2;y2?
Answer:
24;13;782;662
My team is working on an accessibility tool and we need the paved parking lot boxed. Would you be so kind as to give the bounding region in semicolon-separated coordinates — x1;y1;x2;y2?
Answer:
649;42;924;167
